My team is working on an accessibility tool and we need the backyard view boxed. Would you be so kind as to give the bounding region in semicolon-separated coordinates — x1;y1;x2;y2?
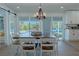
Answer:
52;20;63;40
0;17;4;32
19;19;40;37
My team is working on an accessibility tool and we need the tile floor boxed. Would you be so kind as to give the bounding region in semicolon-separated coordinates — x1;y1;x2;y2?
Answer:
0;40;79;56
58;40;79;56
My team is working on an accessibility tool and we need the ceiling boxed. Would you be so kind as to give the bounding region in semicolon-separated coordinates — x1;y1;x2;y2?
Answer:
3;3;79;14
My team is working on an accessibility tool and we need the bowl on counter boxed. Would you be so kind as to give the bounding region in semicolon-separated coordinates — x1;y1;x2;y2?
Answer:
31;31;42;36
31;31;42;39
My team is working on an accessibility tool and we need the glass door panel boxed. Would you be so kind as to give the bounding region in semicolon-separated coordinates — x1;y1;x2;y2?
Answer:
0;16;4;37
19;17;30;37
51;17;63;40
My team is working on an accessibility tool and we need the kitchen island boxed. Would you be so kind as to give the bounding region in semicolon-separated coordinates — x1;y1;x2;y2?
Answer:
12;36;58;56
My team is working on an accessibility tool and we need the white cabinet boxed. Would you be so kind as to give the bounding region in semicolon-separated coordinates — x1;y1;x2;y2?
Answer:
69;30;79;40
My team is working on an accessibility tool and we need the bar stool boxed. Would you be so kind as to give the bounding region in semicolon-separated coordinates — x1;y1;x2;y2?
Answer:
41;38;58;56
21;39;36;56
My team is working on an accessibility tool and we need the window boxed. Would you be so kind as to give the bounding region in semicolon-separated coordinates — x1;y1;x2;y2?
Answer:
51;16;63;40
0;16;4;36
0;8;5;37
19;17;42;37
19;17;29;37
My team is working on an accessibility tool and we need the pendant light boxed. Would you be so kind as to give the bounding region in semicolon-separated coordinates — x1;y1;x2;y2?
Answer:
34;3;46;20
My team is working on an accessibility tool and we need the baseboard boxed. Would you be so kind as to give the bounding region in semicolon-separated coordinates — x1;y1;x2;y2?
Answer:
64;39;79;42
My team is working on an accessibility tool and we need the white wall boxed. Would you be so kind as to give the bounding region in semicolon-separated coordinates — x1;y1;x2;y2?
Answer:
64;11;79;24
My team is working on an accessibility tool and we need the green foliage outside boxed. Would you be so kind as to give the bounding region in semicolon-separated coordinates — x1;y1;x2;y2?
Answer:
52;21;62;29
20;23;29;31
20;23;39;31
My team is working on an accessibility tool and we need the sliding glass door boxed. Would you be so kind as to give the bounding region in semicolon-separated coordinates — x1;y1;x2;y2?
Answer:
0;16;4;37
19;17;42;37
19;18;29;37
51;16;63;40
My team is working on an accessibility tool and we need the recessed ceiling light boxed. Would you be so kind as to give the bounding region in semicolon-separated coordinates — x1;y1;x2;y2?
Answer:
60;6;64;9
17;6;20;8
